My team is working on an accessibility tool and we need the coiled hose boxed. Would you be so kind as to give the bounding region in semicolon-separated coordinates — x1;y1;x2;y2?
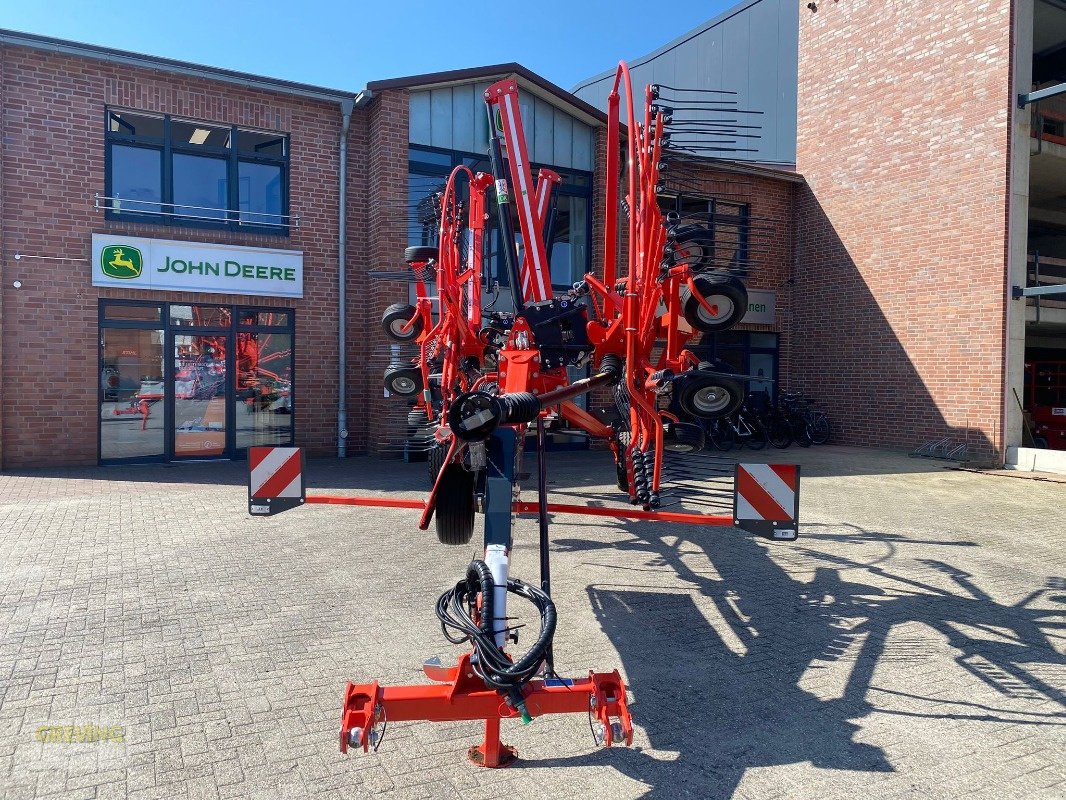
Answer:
435;560;557;720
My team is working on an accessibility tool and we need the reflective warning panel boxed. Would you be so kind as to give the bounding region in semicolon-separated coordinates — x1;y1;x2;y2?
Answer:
733;463;799;541
248;446;305;516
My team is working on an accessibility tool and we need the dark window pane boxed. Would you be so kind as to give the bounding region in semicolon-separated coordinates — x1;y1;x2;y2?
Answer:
236;129;286;156
409;148;453;168
750;333;777;349
108;110;164;139
170;305;231;328
549;195;589;288
110;145;162;214
103;303;162;323
173;153;228;220
238;161;283;225
172;119;231;148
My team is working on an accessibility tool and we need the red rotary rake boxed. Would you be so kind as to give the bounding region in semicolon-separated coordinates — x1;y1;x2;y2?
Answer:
249;62;799;769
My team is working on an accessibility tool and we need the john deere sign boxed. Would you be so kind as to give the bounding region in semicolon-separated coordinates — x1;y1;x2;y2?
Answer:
100;245;143;279
92;234;303;298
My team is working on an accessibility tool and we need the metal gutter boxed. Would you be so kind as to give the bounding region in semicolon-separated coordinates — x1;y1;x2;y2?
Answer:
337;99;354;457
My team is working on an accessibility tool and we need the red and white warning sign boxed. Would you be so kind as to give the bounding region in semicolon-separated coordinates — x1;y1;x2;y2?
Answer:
248;446;305;515
733;463;799;540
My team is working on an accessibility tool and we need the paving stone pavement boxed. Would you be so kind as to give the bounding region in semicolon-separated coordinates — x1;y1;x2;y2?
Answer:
0;445;1064;800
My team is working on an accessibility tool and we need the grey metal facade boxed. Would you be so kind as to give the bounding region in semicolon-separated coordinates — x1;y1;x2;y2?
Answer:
572;0;798;167
409;82;596;170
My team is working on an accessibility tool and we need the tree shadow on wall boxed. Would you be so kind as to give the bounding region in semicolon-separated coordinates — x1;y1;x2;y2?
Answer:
523;521;1066;798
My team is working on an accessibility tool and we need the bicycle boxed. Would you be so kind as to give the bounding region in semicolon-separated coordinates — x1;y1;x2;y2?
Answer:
706;402;767;451
780;392;831;446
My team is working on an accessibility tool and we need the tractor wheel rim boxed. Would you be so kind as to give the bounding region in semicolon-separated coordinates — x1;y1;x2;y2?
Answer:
392;376;416;393
698;294;733;323
693;385;731;413
390;319;413;338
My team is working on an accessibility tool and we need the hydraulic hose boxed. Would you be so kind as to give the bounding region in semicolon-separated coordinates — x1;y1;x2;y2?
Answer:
436;560;557;719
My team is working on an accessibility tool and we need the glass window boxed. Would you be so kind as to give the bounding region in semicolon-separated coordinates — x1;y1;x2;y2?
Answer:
103;303;162;323
549;195;589;288
172;119;230;149
236;129;287;157
173;154;228;221
235;332;293;449
110;145;162;215
104;109;290;233
170;305;231;328
750;333;777;348
173;334;228;458
238;161;283;225
100;328;165;460
108;110;164;139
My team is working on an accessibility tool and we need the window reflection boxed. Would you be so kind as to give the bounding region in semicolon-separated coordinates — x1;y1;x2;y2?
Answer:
235;332;293;449
100;329;165;460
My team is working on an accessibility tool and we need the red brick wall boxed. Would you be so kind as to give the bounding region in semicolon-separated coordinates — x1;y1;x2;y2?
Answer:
793;0;1014;458
362;89;411;455
0;44;359;467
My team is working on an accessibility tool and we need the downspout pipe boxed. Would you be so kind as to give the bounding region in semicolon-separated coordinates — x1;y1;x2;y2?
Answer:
338;98;354;457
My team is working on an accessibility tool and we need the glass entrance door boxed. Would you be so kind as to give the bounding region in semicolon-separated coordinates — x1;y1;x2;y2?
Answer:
100;300;294;464
99;326;166;460
171;332;230;458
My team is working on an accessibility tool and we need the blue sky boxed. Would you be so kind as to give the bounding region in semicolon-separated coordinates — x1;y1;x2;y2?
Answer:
0;0;739;92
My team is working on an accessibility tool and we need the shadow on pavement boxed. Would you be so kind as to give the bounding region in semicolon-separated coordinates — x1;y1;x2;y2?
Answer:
520;521;1066;798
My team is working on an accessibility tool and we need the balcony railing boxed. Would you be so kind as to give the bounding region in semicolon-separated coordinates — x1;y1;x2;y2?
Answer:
94;193;300;231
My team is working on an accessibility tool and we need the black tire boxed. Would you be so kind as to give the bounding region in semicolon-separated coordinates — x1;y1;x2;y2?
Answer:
791;417;812;447
809;415;831;445
615;455;629;492
384;364;423;397
434;463;475;545
766;416;792;449
679;275;748;333
666;225;714;271
707;418;735;451
427;441;447;483
381;303;423;343
676;372;745;420
404;246;439;264
663;422;706;453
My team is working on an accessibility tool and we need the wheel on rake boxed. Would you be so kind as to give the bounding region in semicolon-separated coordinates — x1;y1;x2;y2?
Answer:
384;364;423;397
675;372;744;420
404;246;439;265
381;303;423;343
663;422;706;453
434;464;475;545
666;225;714;271
680;275;748;333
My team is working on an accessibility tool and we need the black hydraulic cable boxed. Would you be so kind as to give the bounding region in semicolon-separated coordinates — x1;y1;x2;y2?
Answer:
436;559;557;720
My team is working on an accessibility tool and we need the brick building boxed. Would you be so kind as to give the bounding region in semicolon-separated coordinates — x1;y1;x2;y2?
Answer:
5;1;1051;469
0;29;798;468
576;0;1063;465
